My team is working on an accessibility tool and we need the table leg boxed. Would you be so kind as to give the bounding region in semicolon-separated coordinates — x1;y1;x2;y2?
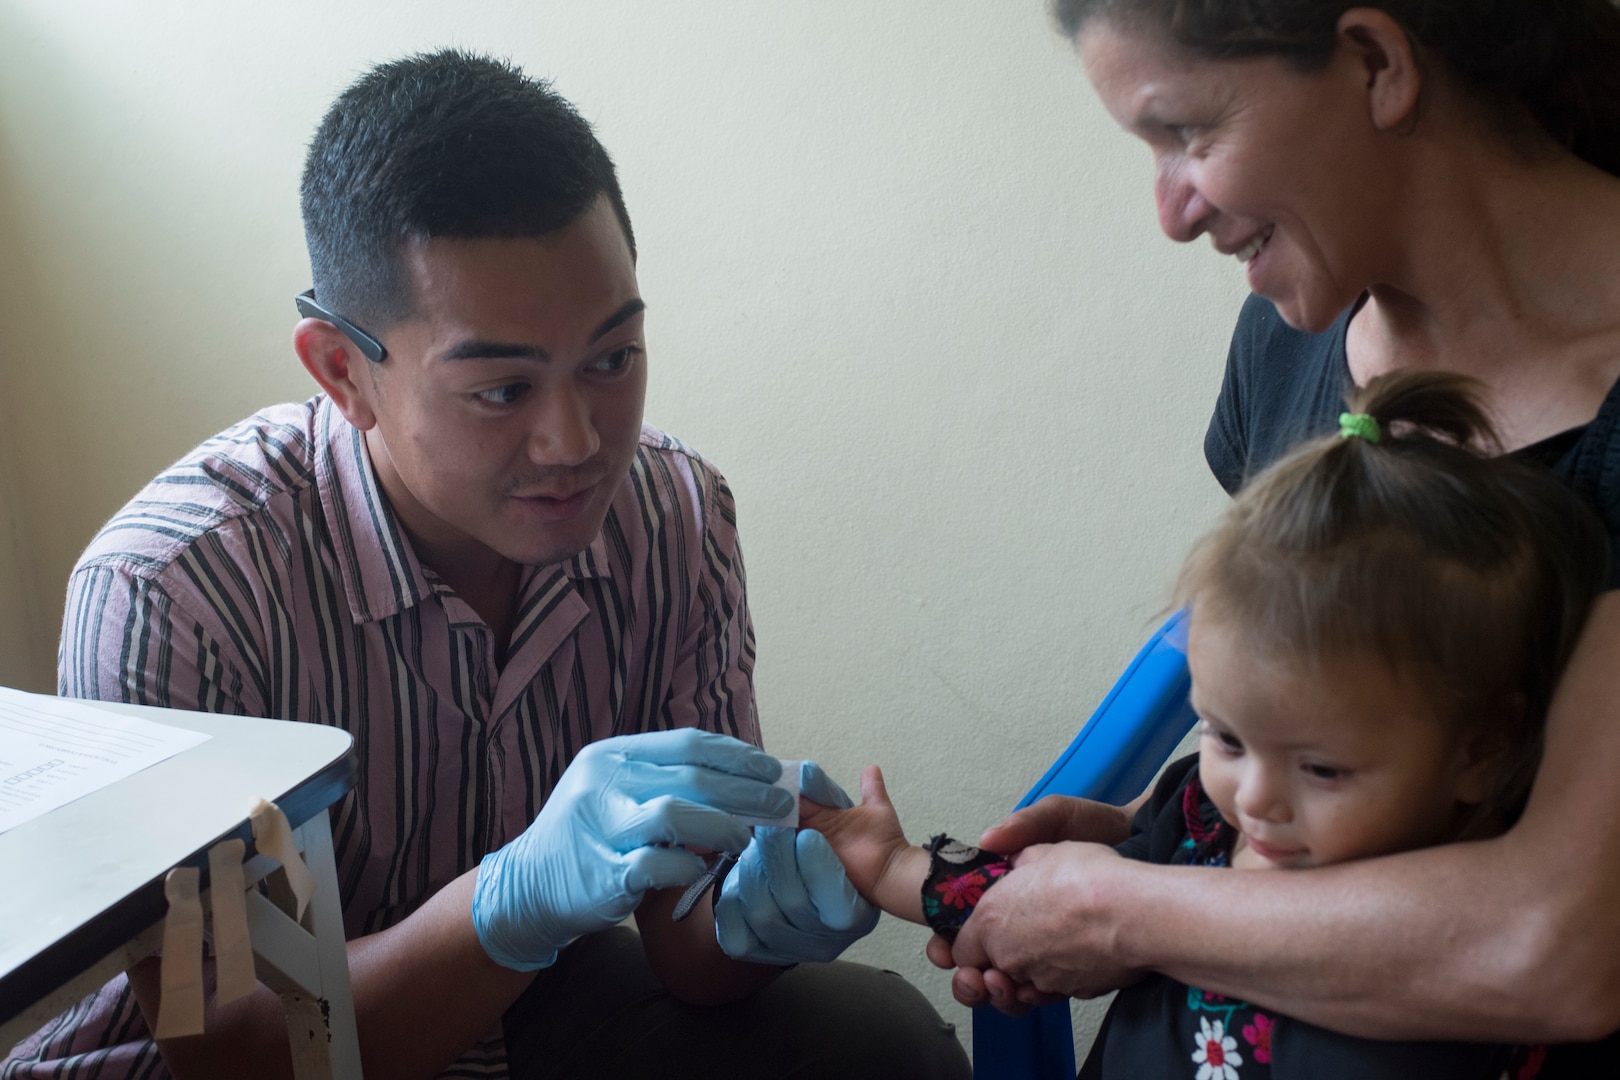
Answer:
244;809;362;1080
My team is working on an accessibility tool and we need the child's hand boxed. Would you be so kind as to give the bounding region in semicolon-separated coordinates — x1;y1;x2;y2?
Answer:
800;766;929;923
800;766;908;897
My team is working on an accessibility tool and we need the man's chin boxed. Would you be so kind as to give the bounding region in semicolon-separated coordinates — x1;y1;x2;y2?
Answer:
493;515;610;570
498;534;597;569
491;478;623;568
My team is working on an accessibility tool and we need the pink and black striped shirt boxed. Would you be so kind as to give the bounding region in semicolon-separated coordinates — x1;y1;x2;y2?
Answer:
8;394;759;1078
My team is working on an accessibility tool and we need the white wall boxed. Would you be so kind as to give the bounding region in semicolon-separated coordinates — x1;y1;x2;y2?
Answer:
0;0;1244;1057
0;428;45;692
0;145;51;692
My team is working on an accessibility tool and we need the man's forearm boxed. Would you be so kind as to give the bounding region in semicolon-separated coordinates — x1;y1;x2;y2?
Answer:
638;886;782;1006
347;869;536;1075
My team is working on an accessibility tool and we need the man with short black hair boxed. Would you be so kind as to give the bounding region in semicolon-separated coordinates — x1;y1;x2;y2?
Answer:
13;50;969;1079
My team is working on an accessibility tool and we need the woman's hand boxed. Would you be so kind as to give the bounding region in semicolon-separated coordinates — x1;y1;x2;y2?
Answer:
924;792;1142;1012
931;841;1148;1011
975;794;1135;857
924;843;1074;1014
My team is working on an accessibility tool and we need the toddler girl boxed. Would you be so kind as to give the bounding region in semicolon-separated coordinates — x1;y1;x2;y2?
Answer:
803;372;1609;1079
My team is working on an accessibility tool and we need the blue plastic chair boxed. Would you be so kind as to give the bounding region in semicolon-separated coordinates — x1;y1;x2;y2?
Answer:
971;609;1197;1079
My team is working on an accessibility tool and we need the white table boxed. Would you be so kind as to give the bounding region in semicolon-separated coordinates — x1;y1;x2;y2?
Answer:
0;697;361;1078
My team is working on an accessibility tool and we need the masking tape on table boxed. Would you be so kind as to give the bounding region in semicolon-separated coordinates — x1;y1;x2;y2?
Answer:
250;799;316;922
155;866;205;1039
207;837;255;1006
733;758;801;829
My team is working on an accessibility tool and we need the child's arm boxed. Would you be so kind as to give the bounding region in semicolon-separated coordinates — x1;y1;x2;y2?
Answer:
799;766;931;923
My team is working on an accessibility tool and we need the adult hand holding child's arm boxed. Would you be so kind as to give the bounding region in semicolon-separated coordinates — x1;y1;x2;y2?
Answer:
923;790;1142;1012
939;840;1141;1012
977;794;1138;855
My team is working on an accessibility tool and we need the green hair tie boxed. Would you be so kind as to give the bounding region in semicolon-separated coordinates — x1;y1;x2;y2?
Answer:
1338;412;1381;443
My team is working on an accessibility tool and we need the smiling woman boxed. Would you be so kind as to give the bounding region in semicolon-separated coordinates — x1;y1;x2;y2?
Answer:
937;1;1620;1075
1079;23;1385;333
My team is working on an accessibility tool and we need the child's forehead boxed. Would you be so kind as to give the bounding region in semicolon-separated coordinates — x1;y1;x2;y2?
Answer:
1187;601;1429;687
1188;612;1452;746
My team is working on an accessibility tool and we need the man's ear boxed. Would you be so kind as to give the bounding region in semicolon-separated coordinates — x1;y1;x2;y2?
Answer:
1337;7;1422;133
293;319;380;430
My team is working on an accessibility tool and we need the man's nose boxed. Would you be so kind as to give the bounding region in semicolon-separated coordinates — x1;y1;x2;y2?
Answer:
1153;156;1213;243
528;384;599;467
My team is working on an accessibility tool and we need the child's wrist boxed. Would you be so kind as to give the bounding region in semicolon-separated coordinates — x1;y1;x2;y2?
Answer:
920;835;1014;942
871;844;931;924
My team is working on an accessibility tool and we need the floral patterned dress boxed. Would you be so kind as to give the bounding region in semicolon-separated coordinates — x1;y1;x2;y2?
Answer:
1074;755;1549;1080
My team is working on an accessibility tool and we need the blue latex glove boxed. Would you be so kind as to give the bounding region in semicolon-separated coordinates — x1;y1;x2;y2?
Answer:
472;728;794;971
714;760;880;964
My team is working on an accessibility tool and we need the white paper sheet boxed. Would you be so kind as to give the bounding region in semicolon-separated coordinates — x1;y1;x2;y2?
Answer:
0;686;211;836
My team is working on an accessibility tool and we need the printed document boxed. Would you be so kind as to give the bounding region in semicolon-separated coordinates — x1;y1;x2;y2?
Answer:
0;686;210;836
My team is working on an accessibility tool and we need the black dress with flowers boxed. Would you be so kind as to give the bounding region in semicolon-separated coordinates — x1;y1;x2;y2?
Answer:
1076;755;1546;1080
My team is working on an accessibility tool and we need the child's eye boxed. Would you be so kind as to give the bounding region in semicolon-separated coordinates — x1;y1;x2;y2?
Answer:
1201;724;1243;755
1302;762;1349;782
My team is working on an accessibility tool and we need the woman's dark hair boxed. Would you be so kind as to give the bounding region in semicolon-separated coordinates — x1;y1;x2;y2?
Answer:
1053;0;1620;179
300;49;635;333
1175;371;1609;833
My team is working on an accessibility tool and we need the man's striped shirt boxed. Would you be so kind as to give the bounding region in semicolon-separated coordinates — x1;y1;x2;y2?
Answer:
6;395;759;1078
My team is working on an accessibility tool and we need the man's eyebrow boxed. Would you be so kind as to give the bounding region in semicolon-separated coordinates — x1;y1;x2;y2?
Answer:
440;299;647;362
590;298;647;343
441;341;548;362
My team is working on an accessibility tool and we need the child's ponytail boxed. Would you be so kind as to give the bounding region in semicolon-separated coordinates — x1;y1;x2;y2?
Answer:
1341;369;1499;452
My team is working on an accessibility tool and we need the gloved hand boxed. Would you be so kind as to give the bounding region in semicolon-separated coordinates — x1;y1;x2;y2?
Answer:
472;728;794;971
714;760;880;964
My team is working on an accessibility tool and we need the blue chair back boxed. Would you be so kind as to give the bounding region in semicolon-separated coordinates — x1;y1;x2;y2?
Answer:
971;609;1197;1079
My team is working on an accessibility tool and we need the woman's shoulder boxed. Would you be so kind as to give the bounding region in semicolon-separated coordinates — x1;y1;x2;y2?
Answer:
1205;296;1356;494
1551;371;1620;586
